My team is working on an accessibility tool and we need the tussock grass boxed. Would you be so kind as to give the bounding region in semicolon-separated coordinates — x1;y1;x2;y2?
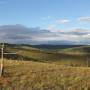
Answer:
0;59;90;90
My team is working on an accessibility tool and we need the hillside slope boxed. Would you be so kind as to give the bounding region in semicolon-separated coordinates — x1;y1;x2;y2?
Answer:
0;43;89;66
2;44;89;66
62;45;90;54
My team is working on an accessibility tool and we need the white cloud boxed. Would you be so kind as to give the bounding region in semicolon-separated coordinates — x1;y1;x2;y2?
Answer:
56;19;70;24
0;25;90;45
82;34;90;38
29;28;90;44
78;16;90;23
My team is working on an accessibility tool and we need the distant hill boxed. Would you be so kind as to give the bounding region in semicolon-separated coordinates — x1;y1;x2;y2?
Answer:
32;45;84;50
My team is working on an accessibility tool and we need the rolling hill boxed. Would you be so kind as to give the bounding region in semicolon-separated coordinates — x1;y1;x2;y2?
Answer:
62;45;90;54
0;43;89;67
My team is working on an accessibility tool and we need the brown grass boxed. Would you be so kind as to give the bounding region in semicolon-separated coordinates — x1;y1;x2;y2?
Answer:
0;59;90;90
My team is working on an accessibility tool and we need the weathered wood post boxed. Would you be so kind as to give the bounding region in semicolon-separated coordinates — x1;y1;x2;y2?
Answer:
0;43;4;77
0;43;17;77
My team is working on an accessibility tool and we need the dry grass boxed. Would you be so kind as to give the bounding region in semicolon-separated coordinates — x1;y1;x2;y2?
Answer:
0;59;90;90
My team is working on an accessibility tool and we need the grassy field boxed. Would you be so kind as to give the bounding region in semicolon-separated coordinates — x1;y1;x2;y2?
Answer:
3;44;90;67
0;44;90;90
0;59;90;90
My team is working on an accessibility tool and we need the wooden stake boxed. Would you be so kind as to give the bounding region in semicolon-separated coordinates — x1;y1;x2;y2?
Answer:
0;42;16;77
0;43;4;77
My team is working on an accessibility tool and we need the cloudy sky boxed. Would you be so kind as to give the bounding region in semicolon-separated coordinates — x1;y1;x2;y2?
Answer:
0;0;90;44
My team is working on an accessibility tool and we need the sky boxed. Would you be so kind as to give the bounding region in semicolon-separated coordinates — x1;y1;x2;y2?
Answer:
0;0;90;44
